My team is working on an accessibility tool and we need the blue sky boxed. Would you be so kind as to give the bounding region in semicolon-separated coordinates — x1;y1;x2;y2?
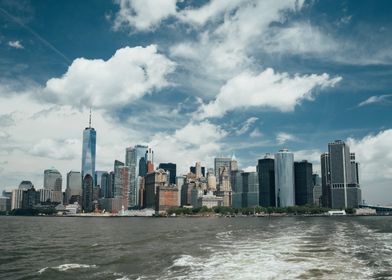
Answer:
0;0;391;204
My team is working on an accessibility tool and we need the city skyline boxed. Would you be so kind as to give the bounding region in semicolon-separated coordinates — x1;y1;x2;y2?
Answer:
0;0;391;205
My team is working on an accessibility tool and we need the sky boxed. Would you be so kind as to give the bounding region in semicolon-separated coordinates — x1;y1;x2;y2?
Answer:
0;0;391;205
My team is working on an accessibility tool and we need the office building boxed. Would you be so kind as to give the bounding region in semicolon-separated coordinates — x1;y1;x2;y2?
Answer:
81;110;96;186
159;163;177;184
44;168;63;203
22;187;39;209
144;169;167;209
216;167;232;207
190;166;205;177
275;149;295;207
294;161;314;206
113;160;125;198
11;189;24;210
326;140;361;209
312;174;322;206
65;171;82;204
18;181;33;190
257;155;276;207
39;189;53;204
126;145;148;209
321;153;331;208
232;172;259;208
100;172;110;198
156;184;179;214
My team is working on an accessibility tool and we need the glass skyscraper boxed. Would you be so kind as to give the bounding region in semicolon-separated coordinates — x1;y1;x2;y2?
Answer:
257;155;276;207
126;145;148;209
274;149;295;207
81;112;96;186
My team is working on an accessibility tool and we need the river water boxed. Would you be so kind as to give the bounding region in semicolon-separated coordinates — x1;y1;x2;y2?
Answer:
0;216;391;280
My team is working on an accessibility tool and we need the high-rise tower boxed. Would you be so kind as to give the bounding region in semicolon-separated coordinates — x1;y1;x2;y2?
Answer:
274;149;295;207
81;109;96;186
257;154;276;207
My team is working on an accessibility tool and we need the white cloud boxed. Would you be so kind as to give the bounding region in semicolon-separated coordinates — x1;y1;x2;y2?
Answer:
243;166;256;172
8;40;24;49
347;130;392;205
113;0;177;31
358;94;392;107
276;132;298;145
235;117;258;136
196;68;342;119
43;45;175;109
149;121;227;174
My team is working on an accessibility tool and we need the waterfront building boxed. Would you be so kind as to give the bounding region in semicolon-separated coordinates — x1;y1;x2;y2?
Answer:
156;184;179;214
0;196;10;211
195;162;202;179
65;171;82;204
99;197;123;213
81;110;96;186
327;140;361;208
11;189;24;210
126;145;148;209
198;192;223;208
82;174;94;212
214;157;231;180
39;189;53;203
274;149;295;207
44;168;63;203
1;191;11;211
119;166;130;209
294;161;314;206
232;172;259;208
159;163;177;184
144;169;167;209
257;155;276;207
18;181;33;190
22;187;40;209
108;171;115;198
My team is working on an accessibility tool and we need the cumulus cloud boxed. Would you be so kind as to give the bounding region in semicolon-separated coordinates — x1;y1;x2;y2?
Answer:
149;121;227;174
347;130;392;205
358;94;392;107
196;68;342;119
113;0;177;31
8;40;24;49
43;45;175;109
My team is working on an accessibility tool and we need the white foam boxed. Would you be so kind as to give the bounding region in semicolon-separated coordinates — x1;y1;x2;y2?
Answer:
38;263;97;273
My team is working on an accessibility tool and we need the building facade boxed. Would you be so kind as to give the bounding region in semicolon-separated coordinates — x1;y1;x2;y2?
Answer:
294;161;314;206
65;171;82;204
126;145;148;209
274;149;295;207
257;155;276;207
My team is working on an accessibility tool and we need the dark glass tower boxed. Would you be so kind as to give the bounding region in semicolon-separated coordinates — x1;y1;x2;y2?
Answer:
257;156;275;207
81;110;96;186
159;163;177;184
294;161;314;205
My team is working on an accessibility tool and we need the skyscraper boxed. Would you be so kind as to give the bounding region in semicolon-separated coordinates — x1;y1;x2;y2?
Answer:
81;110;96;186
65;171;82;204
325;140;361;208
294;161;314;206
18;181;33;190
320;153;331;208
159;163;177;184
125;145;148;209
44;168;63;203
257;155;276;207
274;149;295;207
113;160;125;198
233;172;259;208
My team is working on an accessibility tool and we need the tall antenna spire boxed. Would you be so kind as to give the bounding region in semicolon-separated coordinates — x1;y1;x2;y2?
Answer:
89;108;92;128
